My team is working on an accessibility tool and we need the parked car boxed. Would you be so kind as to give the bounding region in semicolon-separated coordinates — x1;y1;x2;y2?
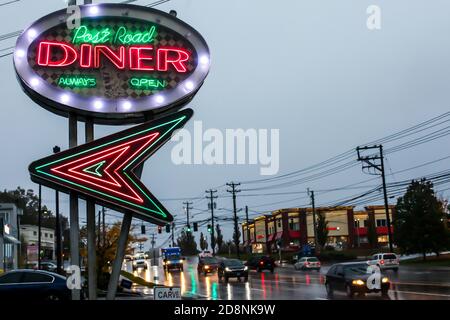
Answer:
25;261;58;273
132;254;147;271
0;269;71;300
368;253;399;272
245;255;275;273
294;257;321;271
197;256;220;276
218;259;248;283
325;262;390;298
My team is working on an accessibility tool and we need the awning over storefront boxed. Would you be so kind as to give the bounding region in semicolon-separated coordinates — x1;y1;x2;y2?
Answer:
4;234;20;245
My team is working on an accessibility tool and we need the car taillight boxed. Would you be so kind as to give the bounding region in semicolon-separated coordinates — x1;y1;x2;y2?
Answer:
260;261;264;265
380;259;385;265
317;262;321;266
304;262;309;265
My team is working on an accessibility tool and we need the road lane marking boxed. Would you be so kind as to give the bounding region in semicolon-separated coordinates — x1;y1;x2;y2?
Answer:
393;290;450;298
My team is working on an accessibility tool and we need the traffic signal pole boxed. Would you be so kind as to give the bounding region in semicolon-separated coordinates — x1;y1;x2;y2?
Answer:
206;189;217;255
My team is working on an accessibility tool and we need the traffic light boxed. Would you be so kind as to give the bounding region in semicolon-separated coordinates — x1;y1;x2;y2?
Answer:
141;225;146;234
158;226;162;234
186;224;191;233
165;224;170;233
207;224;212;234
193;222;198;232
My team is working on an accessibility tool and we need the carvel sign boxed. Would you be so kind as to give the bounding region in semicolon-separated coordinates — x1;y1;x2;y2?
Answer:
14;4;210;124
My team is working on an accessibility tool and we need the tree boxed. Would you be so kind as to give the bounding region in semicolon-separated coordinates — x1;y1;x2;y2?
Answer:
233;227;241;252
199;232;208;251
394;179;449;260
215;224;223;253
0;187;69;230
316;212;328;248
79;222;146;289
176;230;198;255
366;217;378;248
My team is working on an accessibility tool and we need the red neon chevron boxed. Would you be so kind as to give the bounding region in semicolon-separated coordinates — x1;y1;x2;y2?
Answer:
51;132;159;203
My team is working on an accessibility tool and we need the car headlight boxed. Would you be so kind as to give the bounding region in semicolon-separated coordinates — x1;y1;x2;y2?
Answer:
382;277;389;283
352;279;365;286
204;265;210;269
244;266;248;271
167;261;172;264
225;267;231;272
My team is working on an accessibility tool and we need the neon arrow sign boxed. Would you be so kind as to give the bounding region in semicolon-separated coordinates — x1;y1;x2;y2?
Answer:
29;109;193;225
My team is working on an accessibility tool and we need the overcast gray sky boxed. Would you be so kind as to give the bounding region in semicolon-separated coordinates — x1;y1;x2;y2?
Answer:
1;0;450;248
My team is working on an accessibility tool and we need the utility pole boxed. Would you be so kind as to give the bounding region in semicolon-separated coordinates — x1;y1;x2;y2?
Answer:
183;201;193;230
356;145;394;252
226;182;241;259
307;188;318;250
245;205;250;254
205;189;217;255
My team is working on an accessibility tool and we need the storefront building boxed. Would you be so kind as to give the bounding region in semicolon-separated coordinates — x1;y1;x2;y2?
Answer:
20;225;55;262
0;203;22;272
242;205;396;253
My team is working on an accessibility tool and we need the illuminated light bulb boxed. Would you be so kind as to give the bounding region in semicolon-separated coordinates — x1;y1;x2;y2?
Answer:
122;101;132;110
60;94;70;104
199;55;209;65
30;77;39;87
185;81;194;90
89;6;99;15
27;28;38;40
93;100;103;109
155;95;164;104
15;49;25;58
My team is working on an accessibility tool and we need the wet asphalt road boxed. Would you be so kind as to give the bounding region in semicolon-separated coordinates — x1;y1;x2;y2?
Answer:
122;257;450;300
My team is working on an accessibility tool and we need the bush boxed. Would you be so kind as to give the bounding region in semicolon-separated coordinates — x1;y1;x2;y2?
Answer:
318;250;357;262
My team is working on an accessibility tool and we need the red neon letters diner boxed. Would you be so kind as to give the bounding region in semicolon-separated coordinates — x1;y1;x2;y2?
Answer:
37;41;190;72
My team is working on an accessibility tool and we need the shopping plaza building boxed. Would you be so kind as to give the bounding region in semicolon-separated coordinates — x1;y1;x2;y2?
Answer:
242;205;395;253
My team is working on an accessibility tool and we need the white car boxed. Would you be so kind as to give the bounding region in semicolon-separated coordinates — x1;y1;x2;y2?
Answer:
294;257;321;271
368;253;399;272
132;254;147;271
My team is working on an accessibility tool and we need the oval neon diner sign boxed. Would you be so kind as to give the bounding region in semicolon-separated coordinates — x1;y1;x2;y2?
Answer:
14;3;210;124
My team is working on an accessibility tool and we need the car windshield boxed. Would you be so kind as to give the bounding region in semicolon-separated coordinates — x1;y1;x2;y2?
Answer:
202;257;218;264
383;254;397;260
343;263;369;276
224;259;244;267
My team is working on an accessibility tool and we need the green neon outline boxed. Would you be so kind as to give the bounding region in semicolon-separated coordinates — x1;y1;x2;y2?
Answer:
82;160;105;177
33;115;187;219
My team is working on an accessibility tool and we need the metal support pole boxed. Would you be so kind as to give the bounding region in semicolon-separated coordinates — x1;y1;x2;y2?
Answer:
106;212;132;300
55;190;62;274
38;184;42;270
68;112;80;300
85;117;97;300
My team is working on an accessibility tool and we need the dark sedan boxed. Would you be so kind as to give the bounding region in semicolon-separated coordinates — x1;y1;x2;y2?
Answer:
325;262;390;298
245;255;275;273
0;269;71;300
218;259;249;283
197;257;220;276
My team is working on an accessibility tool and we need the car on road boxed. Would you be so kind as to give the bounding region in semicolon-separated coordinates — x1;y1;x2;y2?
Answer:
132;253;147;271
0;269;71;300
162;247;184;272
197;256;220;276
26;261;58;273
368;253;399;272
294;257;321;271
218;259;249;283
245;255;275;273
325;262;390;298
